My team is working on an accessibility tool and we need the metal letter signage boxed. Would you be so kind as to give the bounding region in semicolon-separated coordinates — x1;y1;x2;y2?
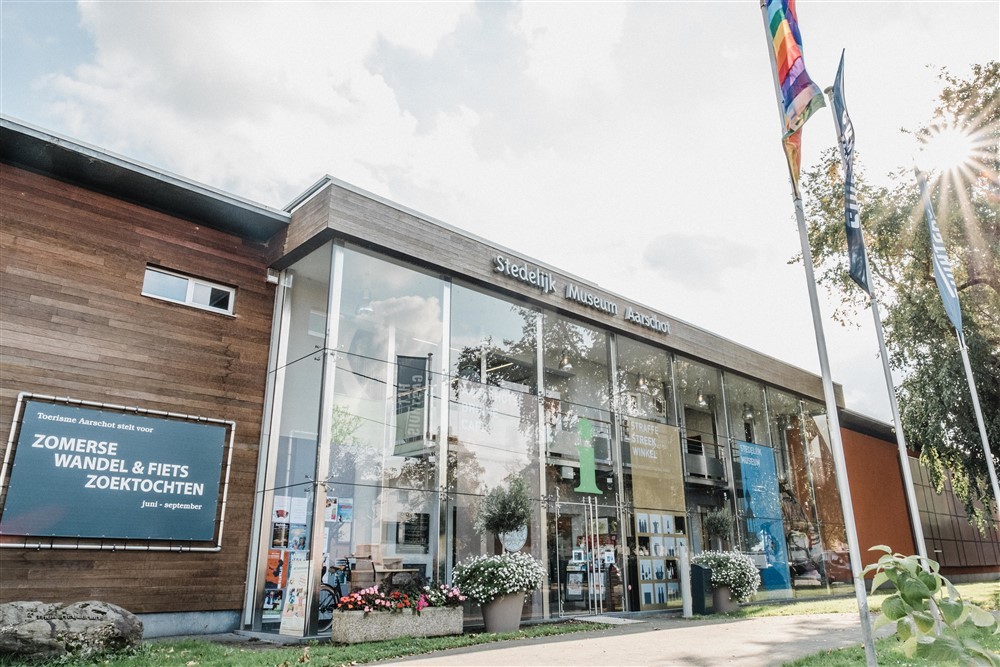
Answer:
0;398;229;542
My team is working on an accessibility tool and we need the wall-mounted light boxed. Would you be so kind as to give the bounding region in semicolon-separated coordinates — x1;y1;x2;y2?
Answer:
695;390;708;408
559;351;573;372
743;403;755;421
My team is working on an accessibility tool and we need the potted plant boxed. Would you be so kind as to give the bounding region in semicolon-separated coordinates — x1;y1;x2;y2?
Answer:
692;550;761;613
704;507;734;551
453;477;544;632
330;582;466;644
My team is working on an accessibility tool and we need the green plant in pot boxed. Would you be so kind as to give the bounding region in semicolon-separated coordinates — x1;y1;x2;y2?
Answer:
452;477;544;633
704;507;734;551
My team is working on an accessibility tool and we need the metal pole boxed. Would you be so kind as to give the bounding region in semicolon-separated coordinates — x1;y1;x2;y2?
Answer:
870;299;928;557
957;333;1000;521
759;3;877;664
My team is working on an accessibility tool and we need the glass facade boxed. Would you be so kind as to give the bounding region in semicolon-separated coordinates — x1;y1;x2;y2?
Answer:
250;240;856;633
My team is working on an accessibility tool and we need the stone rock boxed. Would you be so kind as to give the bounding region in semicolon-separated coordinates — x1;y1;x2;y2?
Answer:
0;600;143;660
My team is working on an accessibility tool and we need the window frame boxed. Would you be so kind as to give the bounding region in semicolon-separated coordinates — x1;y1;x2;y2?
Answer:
142;266;236;316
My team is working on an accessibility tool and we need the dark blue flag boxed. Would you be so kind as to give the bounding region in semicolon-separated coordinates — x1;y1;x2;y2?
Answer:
917;169;964;338
830;52;871;294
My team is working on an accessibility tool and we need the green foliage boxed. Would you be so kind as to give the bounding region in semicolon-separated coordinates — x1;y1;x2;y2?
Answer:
864;546;999;665
474;476;533;536
800;62;999;529
704;507;735;539
692;550;762;603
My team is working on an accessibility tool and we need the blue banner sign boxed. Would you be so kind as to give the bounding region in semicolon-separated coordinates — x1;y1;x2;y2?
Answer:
737;441;791;592
1;399;227;541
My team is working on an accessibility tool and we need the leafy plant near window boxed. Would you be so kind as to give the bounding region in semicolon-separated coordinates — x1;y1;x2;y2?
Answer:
865;546;998;665
692;550;761;603
704;507;734;539
474;477;532;536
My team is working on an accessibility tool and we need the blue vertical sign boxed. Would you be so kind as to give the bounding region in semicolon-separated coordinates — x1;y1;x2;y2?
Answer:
738;441;791;592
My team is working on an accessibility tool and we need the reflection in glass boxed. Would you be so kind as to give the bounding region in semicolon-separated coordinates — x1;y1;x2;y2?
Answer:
676;357;728;487
615;336;674;425
324;247;444;592
449;285;542;619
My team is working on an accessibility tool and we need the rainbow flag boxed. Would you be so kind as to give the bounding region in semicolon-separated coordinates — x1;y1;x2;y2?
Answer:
767;0;825;137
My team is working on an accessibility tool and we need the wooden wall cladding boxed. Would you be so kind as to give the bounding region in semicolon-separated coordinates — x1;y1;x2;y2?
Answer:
0;164;275;613
282;181;838;405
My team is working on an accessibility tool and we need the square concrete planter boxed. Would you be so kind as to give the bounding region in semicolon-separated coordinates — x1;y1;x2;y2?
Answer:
330;607;463;644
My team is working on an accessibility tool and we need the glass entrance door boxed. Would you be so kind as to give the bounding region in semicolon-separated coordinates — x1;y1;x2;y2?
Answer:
548;492;625;616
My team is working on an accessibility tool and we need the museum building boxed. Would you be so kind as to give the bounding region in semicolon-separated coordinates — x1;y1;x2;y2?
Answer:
1;117;995;638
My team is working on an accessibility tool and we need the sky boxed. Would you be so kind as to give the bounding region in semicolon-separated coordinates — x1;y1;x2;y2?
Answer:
2;0;997;424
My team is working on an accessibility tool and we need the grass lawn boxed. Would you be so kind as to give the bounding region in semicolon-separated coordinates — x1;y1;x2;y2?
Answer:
785;627;1000;667
735;581;999;618
2;583;994;666
0;621;599;667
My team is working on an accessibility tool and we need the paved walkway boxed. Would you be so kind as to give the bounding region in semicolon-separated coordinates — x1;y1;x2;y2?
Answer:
384;613;879;666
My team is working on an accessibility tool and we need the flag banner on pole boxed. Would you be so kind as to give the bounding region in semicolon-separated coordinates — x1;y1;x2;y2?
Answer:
917;169;964;336
830;51;871;295
767;0;826;137
783;131;804;197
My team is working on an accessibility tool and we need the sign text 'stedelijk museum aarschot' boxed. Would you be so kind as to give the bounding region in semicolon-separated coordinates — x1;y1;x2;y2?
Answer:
1;117;996;638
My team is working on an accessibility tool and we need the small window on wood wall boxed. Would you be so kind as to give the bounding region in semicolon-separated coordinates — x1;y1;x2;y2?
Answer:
142;266;236;315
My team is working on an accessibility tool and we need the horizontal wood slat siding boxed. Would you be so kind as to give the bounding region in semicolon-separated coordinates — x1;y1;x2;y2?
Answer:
0;165;274;613
284;182;838;404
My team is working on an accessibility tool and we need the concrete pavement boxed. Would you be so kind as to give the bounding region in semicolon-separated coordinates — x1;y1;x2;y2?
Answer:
383;613;878;666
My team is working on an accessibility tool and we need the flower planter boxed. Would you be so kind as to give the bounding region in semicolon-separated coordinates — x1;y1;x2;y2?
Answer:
712;585;740;614
330;607;463;644
481;592;524;633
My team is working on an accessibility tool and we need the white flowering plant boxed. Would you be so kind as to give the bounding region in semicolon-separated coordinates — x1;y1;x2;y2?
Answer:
451;551;545;605
692;550;761;603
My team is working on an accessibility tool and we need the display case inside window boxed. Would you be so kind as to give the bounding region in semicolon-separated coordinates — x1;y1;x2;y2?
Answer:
633;510;686;610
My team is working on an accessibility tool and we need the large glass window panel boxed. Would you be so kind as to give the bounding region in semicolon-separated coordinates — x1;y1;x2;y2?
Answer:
727;375;789;596
801;400;853;591
542;314;612;468
767;388;828;595
675;357;728;486
258;246;331;629
615;336;675;425
324;247;444;590
448;285;542;620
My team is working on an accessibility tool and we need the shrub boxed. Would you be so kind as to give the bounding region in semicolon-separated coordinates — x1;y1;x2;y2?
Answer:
474;477;532;536
452;551;545;604
692;550;761;603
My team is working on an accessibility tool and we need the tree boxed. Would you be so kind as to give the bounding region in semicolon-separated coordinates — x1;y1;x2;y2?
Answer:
800;62;999;530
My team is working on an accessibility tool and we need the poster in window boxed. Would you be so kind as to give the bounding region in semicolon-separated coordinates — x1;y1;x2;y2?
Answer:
337;498;353;523
287;525;308;551
393;356;428;457
566;572;584;600
279;559;310;636
271;522;289;548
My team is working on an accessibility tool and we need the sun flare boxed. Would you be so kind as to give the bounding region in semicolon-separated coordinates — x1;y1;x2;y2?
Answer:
917;124;977;174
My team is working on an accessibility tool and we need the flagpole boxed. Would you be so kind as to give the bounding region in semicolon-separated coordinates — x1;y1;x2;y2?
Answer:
869;298;929;555
956;330;1000;521
821;75;928;559
915;169;1000;521
759;4;876;665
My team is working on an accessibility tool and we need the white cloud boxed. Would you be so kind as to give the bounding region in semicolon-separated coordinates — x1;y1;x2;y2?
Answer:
516;2;627;100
